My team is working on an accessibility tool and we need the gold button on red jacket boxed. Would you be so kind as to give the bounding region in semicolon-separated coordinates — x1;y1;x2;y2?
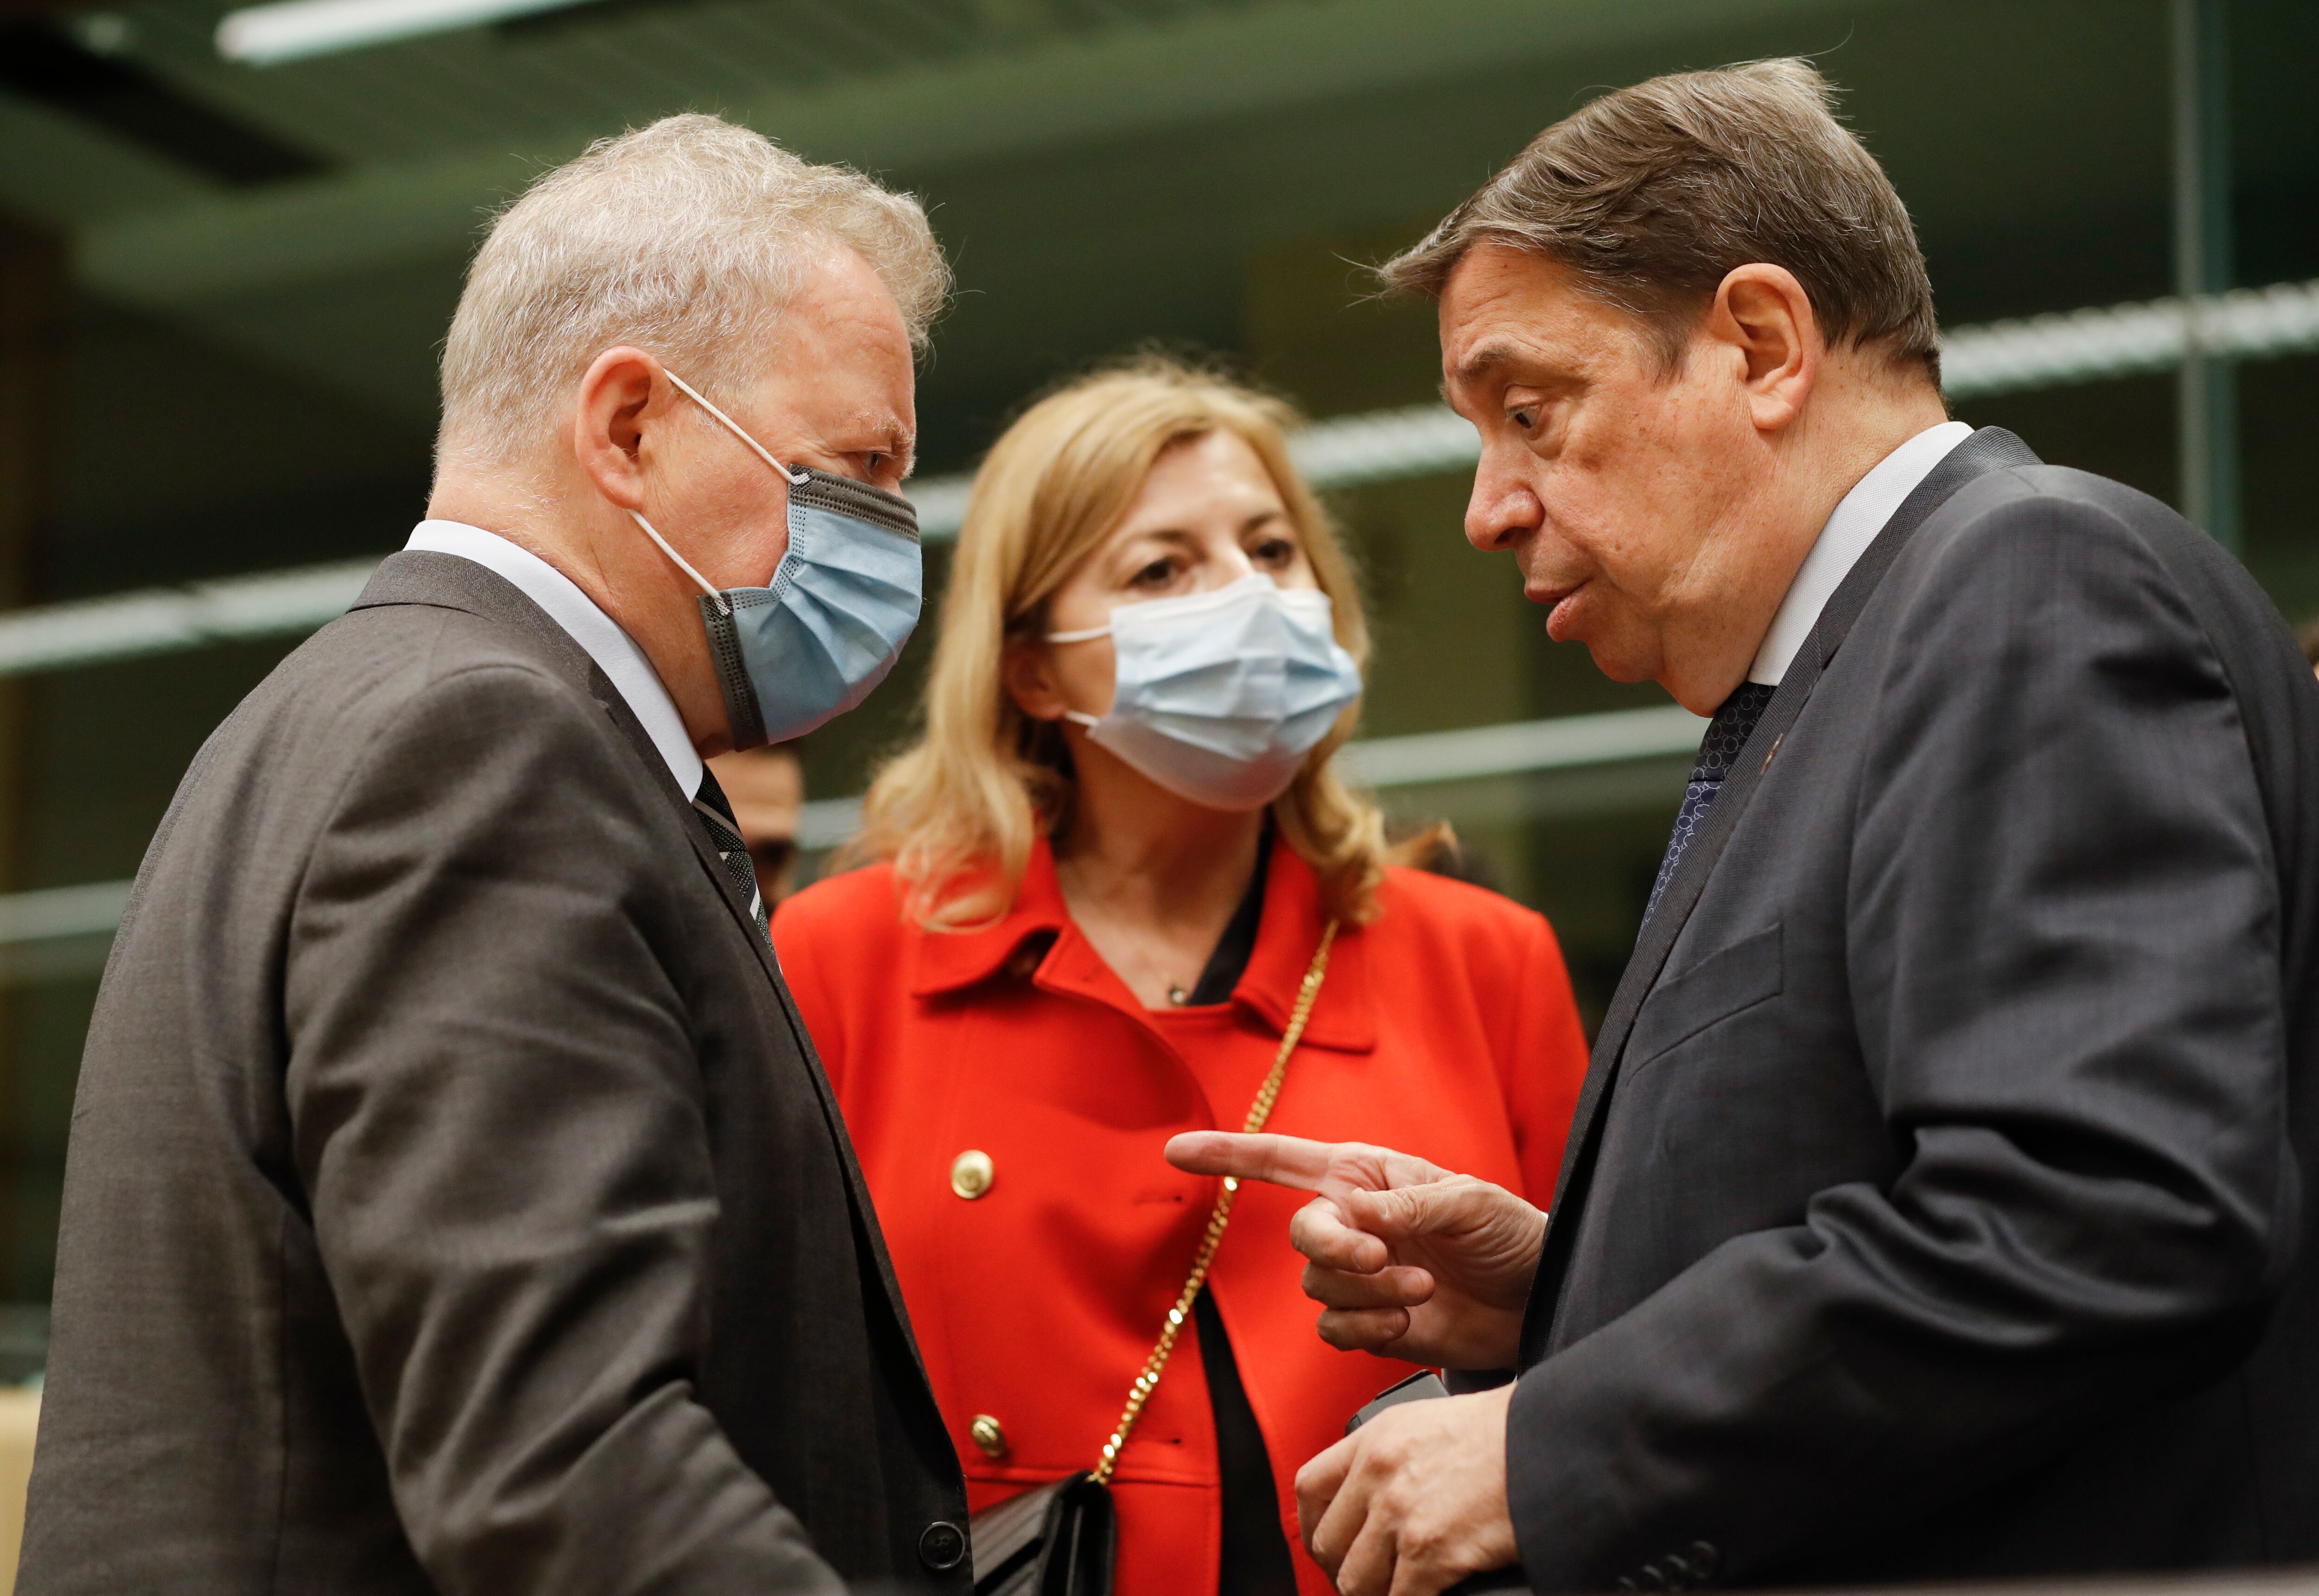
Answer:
772;838;1590;1596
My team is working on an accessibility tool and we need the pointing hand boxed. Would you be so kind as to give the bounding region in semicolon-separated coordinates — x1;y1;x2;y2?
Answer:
1164;1132;1544;1369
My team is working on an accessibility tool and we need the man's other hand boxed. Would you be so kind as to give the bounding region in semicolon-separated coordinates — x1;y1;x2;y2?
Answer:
1296;1384;1519;1596
1163;1132;1545;1369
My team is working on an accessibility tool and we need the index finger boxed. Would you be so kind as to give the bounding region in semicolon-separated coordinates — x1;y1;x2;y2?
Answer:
1164;1131;1336;1191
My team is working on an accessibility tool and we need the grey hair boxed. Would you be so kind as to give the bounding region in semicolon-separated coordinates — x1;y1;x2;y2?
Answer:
1380;59;1939;381
436;113;949;472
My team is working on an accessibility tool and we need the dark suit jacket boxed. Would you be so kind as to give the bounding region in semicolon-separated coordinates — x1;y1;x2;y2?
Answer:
19;553;969;1594
1506;431;2319;1590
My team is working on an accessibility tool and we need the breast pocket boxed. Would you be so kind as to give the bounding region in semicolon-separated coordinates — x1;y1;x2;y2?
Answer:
1623;923;1783;1078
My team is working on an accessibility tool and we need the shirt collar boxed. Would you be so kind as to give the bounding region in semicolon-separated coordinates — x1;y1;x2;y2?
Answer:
405;520;704;798
1747;420;1975;686
907;835;1374;1053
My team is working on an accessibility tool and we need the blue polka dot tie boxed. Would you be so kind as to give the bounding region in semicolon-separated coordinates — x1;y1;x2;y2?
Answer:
1642;682;1779;927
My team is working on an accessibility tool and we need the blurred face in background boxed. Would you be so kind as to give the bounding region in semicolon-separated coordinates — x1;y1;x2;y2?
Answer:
1020;428;1320;728
1440;244;1807;711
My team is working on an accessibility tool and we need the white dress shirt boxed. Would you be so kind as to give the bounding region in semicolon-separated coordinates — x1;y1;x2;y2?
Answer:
404;520;704;798
1747;420;1975;685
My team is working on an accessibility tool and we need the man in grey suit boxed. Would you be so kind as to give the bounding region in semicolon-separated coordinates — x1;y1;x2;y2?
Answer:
22;115;971;1592
1173;59;2319;1594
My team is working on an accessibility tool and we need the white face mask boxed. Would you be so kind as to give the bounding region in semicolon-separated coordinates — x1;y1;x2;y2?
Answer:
1048;574;1364;811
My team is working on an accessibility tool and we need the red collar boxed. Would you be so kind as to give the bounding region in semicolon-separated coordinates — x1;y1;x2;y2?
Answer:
907;836;1374;1053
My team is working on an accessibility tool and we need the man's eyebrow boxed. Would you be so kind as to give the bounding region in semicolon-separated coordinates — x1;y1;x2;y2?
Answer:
1448;338;1534;386
848;409;916;475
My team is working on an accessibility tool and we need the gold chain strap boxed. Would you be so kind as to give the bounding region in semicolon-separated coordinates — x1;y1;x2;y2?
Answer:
1090;918;1340;1486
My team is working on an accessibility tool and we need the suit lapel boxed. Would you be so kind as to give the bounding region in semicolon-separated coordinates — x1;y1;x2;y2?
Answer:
579;681;941;1394
566;643;942;1392
349;552;935;1385
1517;428;2041;1366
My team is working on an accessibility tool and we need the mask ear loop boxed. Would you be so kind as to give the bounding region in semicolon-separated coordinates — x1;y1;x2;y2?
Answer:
1042;624;1111;726
629;509;732;618
630;369;808;619
662;369;811;487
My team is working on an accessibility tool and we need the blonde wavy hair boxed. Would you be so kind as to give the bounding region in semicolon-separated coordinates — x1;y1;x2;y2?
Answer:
850;357;1425;930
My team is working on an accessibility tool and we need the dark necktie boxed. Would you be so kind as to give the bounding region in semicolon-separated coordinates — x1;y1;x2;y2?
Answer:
692;768;770;943
1642;681;1779;926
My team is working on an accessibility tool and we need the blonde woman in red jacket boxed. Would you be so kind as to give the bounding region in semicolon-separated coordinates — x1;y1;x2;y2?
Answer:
771;358;1588;1596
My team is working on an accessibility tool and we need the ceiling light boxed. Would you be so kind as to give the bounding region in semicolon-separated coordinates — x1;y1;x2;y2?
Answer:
216;0;599;64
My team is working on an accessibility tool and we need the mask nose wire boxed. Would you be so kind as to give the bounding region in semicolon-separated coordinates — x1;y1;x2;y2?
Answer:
662;369;812;487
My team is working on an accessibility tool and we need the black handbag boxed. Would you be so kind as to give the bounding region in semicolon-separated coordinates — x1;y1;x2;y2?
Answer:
967;923;1340;1596
968;1472;1115;1596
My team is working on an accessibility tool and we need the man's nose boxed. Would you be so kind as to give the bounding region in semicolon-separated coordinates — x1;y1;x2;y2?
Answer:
1465;455;1543;553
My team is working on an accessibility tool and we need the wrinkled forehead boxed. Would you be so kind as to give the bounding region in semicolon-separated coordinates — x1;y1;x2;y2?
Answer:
1437;246;1656;393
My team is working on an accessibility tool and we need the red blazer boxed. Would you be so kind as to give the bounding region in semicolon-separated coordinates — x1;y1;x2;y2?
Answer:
772;838;1589;1596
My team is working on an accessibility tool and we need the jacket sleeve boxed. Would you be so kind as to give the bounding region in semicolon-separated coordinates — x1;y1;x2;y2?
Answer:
1504;483;2296;1586
283;662;846;1596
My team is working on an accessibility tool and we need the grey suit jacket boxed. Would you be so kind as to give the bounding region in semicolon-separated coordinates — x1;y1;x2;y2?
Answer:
1505;431;2319;1589
19;553;969;1594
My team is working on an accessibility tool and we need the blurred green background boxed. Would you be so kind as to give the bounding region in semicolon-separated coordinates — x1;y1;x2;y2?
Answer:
0;0;2314;1319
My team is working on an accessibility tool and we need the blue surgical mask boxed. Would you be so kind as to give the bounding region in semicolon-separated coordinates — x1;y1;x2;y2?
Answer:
1048;574;1364;811
629;371;922;750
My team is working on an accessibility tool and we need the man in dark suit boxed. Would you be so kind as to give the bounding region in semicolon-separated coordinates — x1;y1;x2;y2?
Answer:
1172;58;2319;1595
21;115;970;1592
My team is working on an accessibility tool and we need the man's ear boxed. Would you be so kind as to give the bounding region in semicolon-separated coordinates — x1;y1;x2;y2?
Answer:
1001;639;1070;722
571;346;666;510
1704;264;1821;435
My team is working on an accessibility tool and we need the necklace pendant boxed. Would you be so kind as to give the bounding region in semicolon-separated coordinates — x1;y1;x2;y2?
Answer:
1166;983;1190;1006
